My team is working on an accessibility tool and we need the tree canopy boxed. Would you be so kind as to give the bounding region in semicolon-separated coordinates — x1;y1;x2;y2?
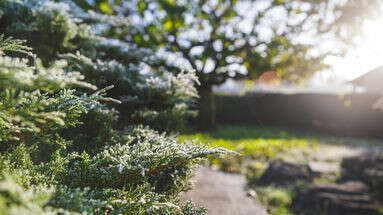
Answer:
74;0;383;86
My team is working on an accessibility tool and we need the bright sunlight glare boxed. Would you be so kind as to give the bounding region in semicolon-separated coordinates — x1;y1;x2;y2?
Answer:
318;15;383;83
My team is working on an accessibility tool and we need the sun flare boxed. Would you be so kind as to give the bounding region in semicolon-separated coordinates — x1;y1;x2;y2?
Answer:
323;15;383;82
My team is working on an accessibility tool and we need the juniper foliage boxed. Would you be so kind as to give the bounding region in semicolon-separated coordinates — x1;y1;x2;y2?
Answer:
0;0;198;132
0;1;225;214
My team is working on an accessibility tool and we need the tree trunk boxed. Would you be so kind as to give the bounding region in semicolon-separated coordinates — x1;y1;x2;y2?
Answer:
198;86;216;130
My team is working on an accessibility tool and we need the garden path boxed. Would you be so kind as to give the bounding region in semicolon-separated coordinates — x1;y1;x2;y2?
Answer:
182;167;268;215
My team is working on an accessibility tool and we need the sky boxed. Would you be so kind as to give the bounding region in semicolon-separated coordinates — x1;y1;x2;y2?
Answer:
313;16;383;84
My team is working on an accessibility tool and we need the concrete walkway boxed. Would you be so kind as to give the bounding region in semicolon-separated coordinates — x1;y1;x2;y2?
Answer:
182;167;268;215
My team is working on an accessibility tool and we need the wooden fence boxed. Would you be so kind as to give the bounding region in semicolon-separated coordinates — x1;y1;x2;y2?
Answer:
216;93;383;138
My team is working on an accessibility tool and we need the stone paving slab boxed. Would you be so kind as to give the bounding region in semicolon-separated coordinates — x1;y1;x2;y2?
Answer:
182;167;268;215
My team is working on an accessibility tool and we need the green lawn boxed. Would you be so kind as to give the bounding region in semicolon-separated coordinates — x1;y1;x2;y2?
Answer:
179;125;381;166
179;126;318;173
179;126;313;158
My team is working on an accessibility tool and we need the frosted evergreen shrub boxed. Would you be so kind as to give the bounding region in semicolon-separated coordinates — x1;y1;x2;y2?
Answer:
0;0;226;214
0;0;198;132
